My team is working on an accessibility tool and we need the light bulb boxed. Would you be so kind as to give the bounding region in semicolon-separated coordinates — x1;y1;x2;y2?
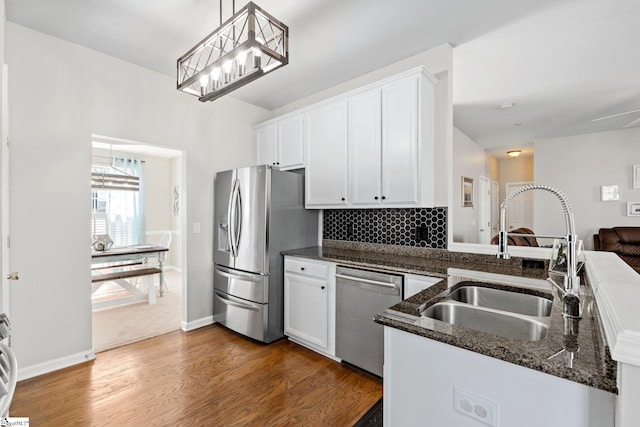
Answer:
253;47;262;68
223;60;233;83
199;75;208;96
211;67;221;89
237;50;247;66
237;50;247;76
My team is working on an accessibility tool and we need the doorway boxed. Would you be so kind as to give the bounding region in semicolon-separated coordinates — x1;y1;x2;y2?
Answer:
504;181;534;232
90;135;185;352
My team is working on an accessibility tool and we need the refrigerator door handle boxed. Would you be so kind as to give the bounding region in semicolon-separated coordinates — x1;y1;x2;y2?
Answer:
234;182;243;255
215;267;261;283
228;179;240;257
215;290;261;311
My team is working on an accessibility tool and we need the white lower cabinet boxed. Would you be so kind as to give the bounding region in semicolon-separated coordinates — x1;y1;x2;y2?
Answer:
284;256;336;357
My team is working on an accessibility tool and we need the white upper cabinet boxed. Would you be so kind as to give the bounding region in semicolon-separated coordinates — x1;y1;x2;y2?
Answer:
311;67;437;209
253;66;437;208
380;76;420;206
254;123;278;167
254;114;304;170
304;100;349;207
276;115;304;168
348;75;422;207
348;89;382;206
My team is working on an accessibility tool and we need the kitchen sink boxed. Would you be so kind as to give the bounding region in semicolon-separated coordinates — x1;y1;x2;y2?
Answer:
448;285;553;317
422;300;549;341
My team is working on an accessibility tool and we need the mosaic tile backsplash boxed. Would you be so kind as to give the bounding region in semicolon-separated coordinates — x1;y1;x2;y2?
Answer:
323;207;447;249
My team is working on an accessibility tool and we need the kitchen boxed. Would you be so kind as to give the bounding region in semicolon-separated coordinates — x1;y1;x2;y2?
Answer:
1;0;640;425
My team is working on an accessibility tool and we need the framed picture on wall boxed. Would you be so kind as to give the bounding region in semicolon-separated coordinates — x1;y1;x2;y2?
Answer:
462;176;474;207
634;165;640;189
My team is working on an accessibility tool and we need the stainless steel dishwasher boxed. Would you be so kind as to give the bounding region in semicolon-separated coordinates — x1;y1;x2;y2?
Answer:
335;265;403;377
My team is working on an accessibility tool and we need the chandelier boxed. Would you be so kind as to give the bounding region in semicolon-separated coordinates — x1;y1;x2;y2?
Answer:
177;1;288;102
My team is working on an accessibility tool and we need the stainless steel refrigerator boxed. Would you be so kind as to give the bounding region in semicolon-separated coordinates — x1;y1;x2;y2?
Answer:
213;165;318;343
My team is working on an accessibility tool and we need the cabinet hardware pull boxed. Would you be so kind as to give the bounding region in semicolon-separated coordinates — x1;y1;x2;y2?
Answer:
374;196;379;200
301;267;305;271
381;196;386;200
341;197;345;201
321;286;326;290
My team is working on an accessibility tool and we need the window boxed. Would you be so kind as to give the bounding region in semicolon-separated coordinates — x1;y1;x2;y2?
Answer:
91;158;144;246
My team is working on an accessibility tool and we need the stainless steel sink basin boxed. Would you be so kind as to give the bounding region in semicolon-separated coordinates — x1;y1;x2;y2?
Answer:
448;285;553;317
422;300;549;341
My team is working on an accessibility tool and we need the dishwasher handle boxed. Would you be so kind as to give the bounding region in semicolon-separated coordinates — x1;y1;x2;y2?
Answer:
335;273;401;294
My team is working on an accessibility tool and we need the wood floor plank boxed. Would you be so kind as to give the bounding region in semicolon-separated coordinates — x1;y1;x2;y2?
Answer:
10;324;382;426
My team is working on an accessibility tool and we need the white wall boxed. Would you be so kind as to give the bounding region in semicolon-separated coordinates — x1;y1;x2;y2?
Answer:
6;23;269;374
534;127;640;250
498;155;533;202
452;127;487;243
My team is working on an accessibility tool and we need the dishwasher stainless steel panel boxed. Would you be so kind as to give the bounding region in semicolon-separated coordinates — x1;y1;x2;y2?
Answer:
335;266;403;377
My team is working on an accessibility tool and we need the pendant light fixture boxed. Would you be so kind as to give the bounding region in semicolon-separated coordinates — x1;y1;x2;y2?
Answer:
177;1;288;102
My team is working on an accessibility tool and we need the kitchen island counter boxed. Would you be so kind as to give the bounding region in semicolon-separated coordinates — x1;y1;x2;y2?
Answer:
283;241;617;394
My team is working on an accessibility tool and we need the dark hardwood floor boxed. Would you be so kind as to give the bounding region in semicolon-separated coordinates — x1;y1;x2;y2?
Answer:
10;324;382;426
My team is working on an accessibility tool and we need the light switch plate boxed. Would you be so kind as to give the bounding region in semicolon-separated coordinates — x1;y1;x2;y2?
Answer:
193;222;201;234
601;185;619;201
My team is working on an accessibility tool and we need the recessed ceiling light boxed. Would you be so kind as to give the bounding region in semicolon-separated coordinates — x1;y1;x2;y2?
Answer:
499;102;515;110
507;150;522;158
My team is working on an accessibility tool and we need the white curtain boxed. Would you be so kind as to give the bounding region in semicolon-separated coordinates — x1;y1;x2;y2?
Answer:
111;157;145;245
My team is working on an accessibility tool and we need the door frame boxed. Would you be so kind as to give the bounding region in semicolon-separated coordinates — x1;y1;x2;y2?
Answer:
1;65;10;316
477;175;491;244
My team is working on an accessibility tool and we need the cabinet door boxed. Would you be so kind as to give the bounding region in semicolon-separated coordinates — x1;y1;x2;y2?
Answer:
254;123;278;167
284;273;328;349
277;115;304;169
305;101;348;207
349;89;382;206
381;77;419;205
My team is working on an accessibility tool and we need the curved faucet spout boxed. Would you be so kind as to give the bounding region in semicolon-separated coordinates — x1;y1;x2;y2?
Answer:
497;184;580;318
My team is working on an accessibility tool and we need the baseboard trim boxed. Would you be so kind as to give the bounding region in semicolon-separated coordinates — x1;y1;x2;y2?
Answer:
18;350;96;381
182;316;214;332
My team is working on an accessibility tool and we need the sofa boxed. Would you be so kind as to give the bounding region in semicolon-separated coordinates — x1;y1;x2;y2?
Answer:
490;227;539;247
593;227;640;274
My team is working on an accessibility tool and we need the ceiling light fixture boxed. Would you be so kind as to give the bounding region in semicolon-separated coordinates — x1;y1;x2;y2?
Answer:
507;150;522;158
177;1;288;102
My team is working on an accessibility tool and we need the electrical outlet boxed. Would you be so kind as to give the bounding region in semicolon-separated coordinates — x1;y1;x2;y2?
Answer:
453;386;498;427
416;226;429;242
347;222;354;238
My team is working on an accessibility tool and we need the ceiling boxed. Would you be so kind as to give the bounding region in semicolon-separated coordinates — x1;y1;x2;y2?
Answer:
6;0;640;150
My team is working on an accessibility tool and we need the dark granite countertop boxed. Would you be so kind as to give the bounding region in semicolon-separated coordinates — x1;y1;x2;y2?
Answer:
282;241;617;394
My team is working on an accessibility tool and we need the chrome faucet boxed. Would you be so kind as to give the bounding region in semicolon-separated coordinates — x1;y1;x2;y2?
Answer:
497;184;581;318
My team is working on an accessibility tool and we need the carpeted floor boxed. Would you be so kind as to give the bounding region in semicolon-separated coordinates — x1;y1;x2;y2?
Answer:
92;270;183;353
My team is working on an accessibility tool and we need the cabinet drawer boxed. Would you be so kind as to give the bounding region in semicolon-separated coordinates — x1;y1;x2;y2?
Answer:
285;257;329;279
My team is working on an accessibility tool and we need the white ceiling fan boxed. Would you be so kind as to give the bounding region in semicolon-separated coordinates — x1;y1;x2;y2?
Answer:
592;109;640;128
